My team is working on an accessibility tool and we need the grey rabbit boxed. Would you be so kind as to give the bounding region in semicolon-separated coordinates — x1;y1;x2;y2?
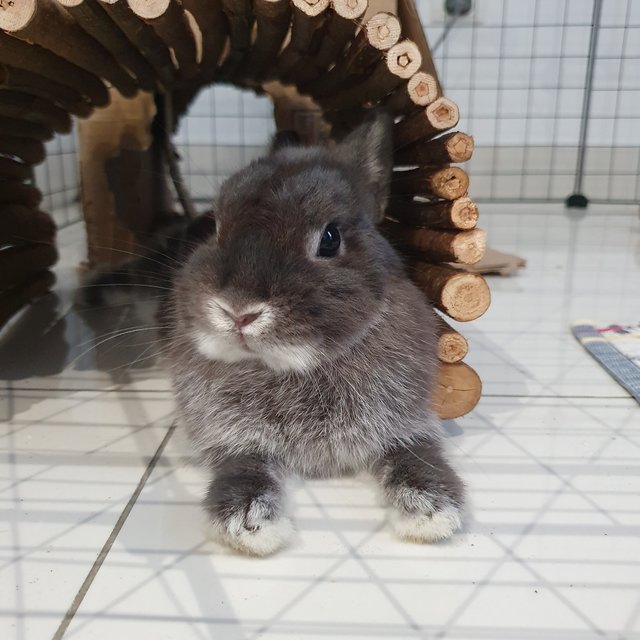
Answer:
86;114;465;555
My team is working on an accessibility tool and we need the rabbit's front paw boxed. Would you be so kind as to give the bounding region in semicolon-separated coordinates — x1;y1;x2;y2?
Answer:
374;439;466;543
207;496;295;557
389;498;463;543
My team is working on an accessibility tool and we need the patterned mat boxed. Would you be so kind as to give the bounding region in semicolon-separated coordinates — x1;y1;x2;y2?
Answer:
572;321;640;404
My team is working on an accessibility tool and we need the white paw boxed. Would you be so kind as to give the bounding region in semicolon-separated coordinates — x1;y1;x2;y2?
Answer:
206;502;295;557
389;503;463;543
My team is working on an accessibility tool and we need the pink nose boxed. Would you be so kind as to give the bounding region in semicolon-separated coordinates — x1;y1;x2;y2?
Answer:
233;312;261;329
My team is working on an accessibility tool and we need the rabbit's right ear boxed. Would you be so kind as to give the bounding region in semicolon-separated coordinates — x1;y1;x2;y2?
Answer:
271;129;301;153
334;112;393;222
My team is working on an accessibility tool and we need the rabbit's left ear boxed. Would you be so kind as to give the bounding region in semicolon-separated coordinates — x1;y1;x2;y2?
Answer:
335;112;393;221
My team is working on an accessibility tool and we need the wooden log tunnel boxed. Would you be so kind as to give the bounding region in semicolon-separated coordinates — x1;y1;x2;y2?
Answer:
0;0;489;418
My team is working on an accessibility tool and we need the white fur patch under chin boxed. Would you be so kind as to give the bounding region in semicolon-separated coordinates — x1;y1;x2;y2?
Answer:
260;343;319;372
206;516;295;557
194;330;254;363
389;504;463;543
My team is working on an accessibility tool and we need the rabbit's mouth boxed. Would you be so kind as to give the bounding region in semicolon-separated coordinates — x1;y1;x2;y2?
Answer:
192;326;319;373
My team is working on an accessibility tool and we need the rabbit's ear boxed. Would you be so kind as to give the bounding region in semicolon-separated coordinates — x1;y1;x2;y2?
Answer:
270;129;301;153
335;112;393;221
186;211;216;243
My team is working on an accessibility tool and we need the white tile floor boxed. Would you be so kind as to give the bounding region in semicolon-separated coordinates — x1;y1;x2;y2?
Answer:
1;204;640;640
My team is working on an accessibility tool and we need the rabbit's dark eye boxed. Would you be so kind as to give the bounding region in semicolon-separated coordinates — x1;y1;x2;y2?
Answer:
318;224;341;258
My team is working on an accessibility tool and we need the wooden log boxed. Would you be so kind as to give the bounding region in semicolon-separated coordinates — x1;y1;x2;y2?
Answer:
319;39;421;112
0;182;43;208
0;91;72;133
387;196;479;231
384;222;486;265
0;64;93;118
56;0;158;92
0;244;58;292
0;158;34;181
181;0;228;80
0;135;46;165
412;262;490;322
0;270;56;328
0;117;54;143
307;11;400;98
0;0;138;97
433;362;481;420
384;71;439;115
78;88;172;266
240;0;290;83
0;31;109;107
219;0;254;77
394;98;460;150
276;0;330;82
275;0;363;88
0;205;56;244
127;0;199;79
364;9;402;50
290;0;331;18
394;131;474;166
332;0;368;19
435;315;468;364
392;166;469;201
397;0;442;95
99;0;177;87
265;80;332;144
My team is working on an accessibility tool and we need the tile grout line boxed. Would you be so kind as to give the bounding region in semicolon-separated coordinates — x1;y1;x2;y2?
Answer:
5;388;636;402
51;420;178;640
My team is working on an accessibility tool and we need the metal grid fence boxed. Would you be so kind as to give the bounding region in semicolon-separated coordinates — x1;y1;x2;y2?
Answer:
429;0;640;204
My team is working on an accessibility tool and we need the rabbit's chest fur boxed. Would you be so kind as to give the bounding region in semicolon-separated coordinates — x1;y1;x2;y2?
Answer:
171;295;438;477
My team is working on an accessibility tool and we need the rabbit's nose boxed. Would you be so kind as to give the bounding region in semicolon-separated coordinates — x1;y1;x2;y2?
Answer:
233;312;261;328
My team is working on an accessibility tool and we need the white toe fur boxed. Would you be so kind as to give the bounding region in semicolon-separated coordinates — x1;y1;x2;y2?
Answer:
207;516;295;557
390;504;463;543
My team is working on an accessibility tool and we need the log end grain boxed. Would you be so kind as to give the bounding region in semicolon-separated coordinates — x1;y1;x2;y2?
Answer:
365;12;401;50
430;166;470;200
408;71;438;106
437;327;469;363
446;131;474;163
450;197;479;230
0;0;37;32
439;271;491;321
427;97;460;131
433;362;482;419
451;228;486;265
386;40;422;79
332;0;367;20
293;0;331;17
127;0;172;20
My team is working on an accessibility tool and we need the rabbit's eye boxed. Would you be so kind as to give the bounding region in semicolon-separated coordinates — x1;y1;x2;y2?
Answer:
318;224;341;258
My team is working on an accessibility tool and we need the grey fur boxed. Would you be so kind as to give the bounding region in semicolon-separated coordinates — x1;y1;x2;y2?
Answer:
83;115;465;554
168;115;465;552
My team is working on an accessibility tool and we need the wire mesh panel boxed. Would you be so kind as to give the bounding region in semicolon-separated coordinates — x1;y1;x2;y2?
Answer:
175;86;276;204
33;130;82;227
423;0;640;203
